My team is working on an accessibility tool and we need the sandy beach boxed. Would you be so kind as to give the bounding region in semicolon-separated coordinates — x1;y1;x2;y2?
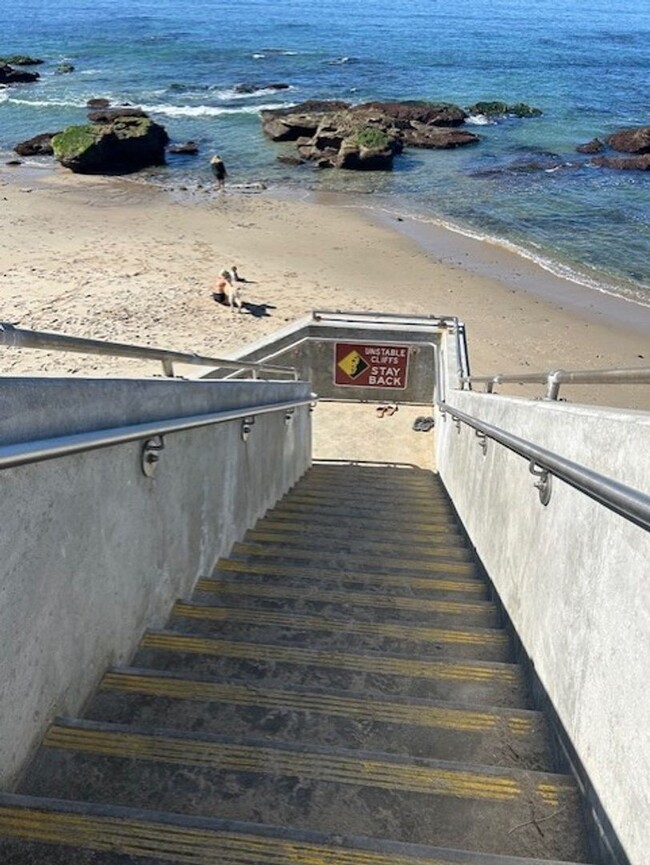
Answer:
1;164;648;410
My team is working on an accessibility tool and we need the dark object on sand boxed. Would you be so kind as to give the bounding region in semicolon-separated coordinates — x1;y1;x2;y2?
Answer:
15;132;60;156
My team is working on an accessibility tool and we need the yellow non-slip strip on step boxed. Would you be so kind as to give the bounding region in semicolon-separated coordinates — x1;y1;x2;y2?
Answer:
44;725;568;805
245;532;471;560
141;631;520;686
275;501;456;519
0;803;536;865
266;512;461;533
232;545;476;576
217;559;485;594
172;603;508;650
291;490;450;505
258;519;464;541
103;670;530;735
196;580;494;620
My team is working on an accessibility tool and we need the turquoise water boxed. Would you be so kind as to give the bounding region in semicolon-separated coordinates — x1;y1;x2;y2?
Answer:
2;0;650;304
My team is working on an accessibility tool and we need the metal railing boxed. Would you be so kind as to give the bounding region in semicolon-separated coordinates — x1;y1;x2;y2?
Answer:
462;366;650;400
0;323;298;380
439;403;650;532
0;397;313;472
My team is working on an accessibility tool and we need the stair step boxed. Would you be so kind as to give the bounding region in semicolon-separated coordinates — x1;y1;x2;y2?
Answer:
244;531;473;560
306;468;440;487
256;516;465;542
215;559;488;599
0;793;594;865
290;487;451;505
231;544;478;578
19;720;587;861
135;630;529;707
169;601;511;661
193;579;499;628
248;525;469;550
273;498;457;519
88;667;539;763
265;509;463;534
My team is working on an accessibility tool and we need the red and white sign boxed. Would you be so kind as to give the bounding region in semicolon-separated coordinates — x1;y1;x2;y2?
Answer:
334;342;410;389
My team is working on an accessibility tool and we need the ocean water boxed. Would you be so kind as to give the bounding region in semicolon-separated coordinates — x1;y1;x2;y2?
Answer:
2;0;650;306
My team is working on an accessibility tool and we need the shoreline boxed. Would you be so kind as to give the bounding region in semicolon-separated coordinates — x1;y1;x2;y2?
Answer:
1;164;648;409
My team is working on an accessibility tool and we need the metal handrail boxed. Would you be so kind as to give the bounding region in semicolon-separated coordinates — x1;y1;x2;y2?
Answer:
0;397;313;471
0;323;298;380
462;366;650;400
439;403;650;532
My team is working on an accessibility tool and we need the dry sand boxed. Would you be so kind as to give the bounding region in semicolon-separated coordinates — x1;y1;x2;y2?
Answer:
1;164;648;410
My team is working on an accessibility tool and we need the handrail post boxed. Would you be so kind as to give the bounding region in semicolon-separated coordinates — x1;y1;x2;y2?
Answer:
546;370;564;401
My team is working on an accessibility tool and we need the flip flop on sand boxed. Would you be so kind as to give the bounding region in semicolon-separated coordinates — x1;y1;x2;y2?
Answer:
412;416;435;432
384;405;398;417
376;405;388;418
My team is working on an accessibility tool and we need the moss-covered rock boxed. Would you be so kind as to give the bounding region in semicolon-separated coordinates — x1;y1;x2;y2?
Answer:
0;55;43;65
466;101;542;118
52;115;169;174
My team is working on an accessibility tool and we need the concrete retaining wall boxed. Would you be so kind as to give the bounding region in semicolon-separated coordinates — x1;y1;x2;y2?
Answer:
0;377;312;787
436;391;650;865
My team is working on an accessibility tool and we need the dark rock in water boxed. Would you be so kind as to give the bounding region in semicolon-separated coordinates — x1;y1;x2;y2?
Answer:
0;63;39;84
234;82;290;94
466;101;542;118
87;107;148;124
168;141;199;154
14;132;61;156
55;63;75;74
261;100;350;141
576;138;604;154
277;154;305;166
52;115;169;174
403;124;479;149
0;55;43;66
606;126;650;154
355;100;467;127
590;154;650;171
87;98;111;109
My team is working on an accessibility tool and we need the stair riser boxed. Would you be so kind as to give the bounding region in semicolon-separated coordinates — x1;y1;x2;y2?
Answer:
255;519;465;544
21;746;586;862
265;510;462;533
291;490;451;505
272;502;457;520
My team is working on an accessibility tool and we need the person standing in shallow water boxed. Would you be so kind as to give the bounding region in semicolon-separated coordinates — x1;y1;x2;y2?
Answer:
210;154;227;190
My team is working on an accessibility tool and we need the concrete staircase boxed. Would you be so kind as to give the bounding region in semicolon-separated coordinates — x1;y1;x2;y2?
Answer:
0;464;596;865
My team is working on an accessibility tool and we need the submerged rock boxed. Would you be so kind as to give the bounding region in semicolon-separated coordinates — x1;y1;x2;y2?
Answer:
576;138;604;154
87;107;149;123
0;55;43;66
52;115;169;174
168;141;199;154
234;82;290;94
14;132;61;156
590;154;650;171
0;63;39;84
87;98;111;109
55;63;75;74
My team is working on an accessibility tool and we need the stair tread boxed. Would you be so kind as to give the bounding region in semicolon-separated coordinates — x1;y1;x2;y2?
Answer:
0;793;595;865
18;721;587;861
246;530;472;556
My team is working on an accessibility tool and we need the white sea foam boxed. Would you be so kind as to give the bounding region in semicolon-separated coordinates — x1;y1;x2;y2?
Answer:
213;86;294;101
140;101;294;118
5;97;88;109
465;114;495;126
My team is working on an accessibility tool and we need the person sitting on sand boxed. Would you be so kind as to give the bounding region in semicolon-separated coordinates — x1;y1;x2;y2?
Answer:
210;154;227;190
213;266;245;312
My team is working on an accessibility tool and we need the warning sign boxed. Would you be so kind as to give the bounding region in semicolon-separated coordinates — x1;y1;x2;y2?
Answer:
334;342;410;389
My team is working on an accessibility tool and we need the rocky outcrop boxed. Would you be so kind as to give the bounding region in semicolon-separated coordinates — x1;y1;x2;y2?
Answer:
261;100;480;170
87;98;111;109
55;63;75;74
52;114;169;174
606;126;650;154
0;63;39;84
14;132;60;156
576;138;604;154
